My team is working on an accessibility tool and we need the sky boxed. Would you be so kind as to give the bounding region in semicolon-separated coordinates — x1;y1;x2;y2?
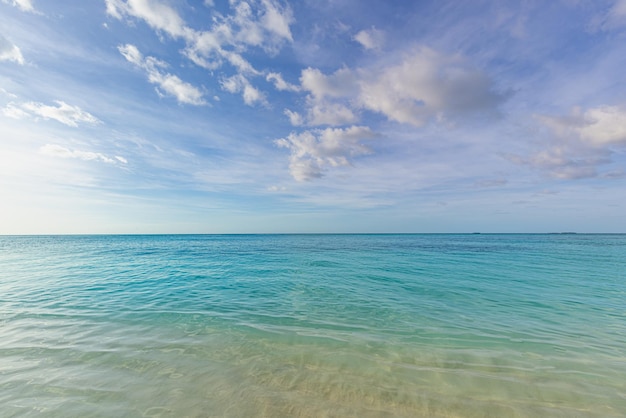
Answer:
1;0;625;234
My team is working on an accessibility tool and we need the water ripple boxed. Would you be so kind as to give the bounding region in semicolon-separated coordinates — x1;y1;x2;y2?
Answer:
1;234;625;417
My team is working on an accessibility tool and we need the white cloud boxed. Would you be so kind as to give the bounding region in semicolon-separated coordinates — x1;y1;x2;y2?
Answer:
579;106;626;144
356;47;507;126
220;74;266;106
540;106;626;146
223;0;293;49
108;0;295;105
181;0;293;74
275;126;378;181
40;144;121;164
273;47;507;178
306;101;358;126
2;102;29;119
260;0;293;42
300;67;359;99
507;105;626;180
284;109;303;126
150;72;206;105
118;42;143;66
266;72;300;92
222;50;259;75
182;31;223;70
354;27;385;50
2;0;35;12
296;47;507;128
0;34;25;64
106;0;294;59
105;0;190;38
4;100;100;127
118;44;205;105
0;88;17;98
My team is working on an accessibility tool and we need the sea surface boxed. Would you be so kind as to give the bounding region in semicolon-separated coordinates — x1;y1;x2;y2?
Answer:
0;234;625;417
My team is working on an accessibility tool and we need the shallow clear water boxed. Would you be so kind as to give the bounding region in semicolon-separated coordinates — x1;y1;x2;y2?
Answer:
1;234;625;417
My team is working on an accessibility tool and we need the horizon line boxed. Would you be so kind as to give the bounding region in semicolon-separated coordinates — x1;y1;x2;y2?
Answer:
2;232;626;237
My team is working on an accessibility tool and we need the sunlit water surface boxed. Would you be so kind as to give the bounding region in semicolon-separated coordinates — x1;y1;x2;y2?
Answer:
1;234;625;417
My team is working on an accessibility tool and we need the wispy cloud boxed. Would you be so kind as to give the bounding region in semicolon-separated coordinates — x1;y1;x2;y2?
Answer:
505;147;609;180
118;44;206;105
2;0;35;13
2;102;29;119
0;33;25;64
40;144;127;165
107;0;294;104
3;100;100;127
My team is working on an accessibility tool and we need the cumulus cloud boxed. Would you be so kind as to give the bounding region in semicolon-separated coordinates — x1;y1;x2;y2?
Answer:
506;106;626;180
275;126;378;181
305;100;358;126
539;106;626;146
296;47;508;128
40;144;127;165
300;67;359;99
295;67;360;126
273;47;507;177
118;44;205;105
2;0;35;12
284;109;303;126
354;27;385;50
357;47;508;126
220;73;266;105
0;34;25;64
3;100;100;127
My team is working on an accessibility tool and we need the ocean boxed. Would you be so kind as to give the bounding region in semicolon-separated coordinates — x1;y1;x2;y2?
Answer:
0;234;624;417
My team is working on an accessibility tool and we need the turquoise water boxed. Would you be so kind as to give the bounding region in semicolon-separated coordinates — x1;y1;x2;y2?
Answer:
1;234;625;417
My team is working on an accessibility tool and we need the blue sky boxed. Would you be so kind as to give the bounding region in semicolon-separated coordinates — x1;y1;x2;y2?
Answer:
1;0;625;233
